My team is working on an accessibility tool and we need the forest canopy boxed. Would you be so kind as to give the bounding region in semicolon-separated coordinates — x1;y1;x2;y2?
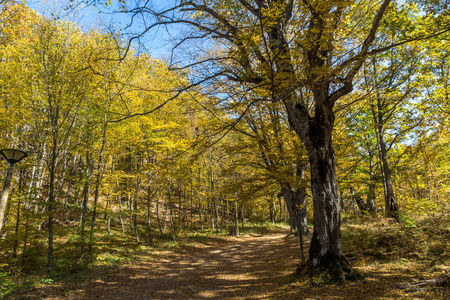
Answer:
0;0;449;296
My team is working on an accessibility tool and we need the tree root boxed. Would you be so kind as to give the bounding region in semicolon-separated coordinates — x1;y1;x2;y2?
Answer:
395;274;449;290
295;255;364;283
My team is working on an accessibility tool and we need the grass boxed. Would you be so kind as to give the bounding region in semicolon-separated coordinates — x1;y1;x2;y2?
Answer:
1;213;449;299
0;220;287;298
282;211;450;299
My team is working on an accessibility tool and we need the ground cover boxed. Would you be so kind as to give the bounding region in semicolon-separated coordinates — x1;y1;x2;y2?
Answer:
1;214;449;299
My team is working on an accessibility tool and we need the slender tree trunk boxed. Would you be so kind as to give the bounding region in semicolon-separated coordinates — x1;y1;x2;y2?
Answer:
47;137;58;273
146;173;153;246
283;188;296;232
178;183;182;229
34;143;47;214
118;194;125;234
220;197;224;232
13;188;22;257
88;122;107;253
240;205;245;230
80;151;92;240
233;198;239;237
197;166;203;231
22;205;31;265
283;186;307;236
379;132;399;220
269;197;275;224
277;193;282;223
107;215;111;236
372;96;399;221
0;164;13;233
155;174;162;236
199;203;203;231
190;174;194;229
214;198;219;233
366;151;377;213
167;181;176;242
163;199;168;231
134;177;140;244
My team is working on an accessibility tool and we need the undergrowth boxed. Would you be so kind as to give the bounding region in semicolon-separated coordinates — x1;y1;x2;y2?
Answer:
1;212;449;299
285;211;450;299
0;221;288;298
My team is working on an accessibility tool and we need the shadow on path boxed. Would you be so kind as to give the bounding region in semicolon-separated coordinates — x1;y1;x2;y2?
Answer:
70;230;299;299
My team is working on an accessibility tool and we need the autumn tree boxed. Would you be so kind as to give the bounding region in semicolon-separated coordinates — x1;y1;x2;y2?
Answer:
86;0;450;280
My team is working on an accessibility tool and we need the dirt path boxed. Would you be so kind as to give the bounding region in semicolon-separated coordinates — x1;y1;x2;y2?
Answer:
67;229;299;299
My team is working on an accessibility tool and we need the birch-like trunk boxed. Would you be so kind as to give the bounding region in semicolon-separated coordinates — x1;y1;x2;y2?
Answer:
0;164;13;233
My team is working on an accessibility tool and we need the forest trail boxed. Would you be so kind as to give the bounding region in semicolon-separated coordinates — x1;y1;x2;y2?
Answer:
65;229;299;299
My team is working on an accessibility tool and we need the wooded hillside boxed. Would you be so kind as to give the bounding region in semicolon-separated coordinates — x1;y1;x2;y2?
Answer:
0;1;449;298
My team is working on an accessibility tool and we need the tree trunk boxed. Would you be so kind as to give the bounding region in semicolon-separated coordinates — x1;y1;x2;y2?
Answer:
13;168;24;258
379;132;399;220
118;194;125;234
47;137;58;273
282;188;296;232
80;151;92;241
155;174;162;236
146;173;153;246
89;120;107;253
240;205;245;230
307;143;347;280
133;177;140;244
285;98;348;281
167;181;176;243
190;175;194;229
0;164;13;233
232;196;239;237
366;151;377;213
282;187;307;236
269;199;274;224
373;96;400;221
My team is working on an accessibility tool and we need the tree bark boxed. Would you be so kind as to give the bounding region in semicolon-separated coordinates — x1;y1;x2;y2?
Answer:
372;96;400;221
379;130;399;220
0;164;13;233
282;186;307;263
47;135;58;273
80;151;92;240
285;98;349;281
89;121;107;253
366;151;377;213
155;173;163;236
307;143;346;279
232;197;239;237
146;173;153;246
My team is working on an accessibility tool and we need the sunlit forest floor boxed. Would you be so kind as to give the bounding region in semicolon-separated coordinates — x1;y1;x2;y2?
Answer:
2;212;449;299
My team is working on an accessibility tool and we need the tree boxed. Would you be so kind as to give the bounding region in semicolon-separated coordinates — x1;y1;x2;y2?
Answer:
94;0;449;280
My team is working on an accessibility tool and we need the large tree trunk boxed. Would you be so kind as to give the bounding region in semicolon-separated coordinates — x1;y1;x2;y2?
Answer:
307;141;345;279
285;96;349;281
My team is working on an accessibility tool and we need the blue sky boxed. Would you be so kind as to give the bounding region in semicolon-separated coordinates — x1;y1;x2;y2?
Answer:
26;0;172;60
